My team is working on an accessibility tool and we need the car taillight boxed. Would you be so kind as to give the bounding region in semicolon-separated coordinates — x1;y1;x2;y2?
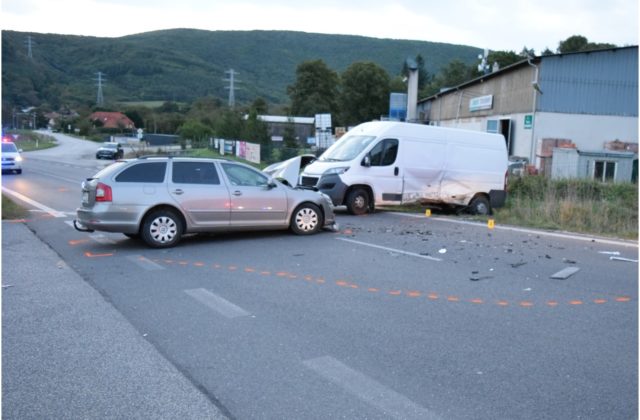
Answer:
95;182;112;202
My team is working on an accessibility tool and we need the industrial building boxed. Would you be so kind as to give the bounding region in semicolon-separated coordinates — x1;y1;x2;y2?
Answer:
417;46;638;182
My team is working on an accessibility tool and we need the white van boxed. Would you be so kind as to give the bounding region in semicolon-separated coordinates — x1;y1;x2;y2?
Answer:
298;121;508;215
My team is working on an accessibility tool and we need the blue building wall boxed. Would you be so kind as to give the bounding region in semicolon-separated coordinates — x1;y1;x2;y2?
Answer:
537;47;638;116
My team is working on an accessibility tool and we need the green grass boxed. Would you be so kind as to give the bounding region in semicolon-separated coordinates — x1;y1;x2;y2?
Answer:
495;177;638;239
2;194;28;220
4;130;57;151
392;176;638;240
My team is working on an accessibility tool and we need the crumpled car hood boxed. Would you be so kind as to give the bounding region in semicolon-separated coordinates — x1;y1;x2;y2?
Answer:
262;154;316;187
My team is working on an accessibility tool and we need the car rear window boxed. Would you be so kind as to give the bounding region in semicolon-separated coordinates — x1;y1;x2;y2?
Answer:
172;161;220;185
115;162;167;183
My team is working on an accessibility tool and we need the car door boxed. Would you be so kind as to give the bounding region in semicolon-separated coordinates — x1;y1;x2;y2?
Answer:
364;138;403;204
219;162;288;227
168;161;230;227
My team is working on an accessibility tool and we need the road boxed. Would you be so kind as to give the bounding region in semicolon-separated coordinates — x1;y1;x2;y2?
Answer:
2;132;638;419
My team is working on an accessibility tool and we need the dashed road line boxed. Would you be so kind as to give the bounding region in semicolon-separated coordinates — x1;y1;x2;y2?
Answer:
126;255;165;271
304;356;440;420
184;288;252;319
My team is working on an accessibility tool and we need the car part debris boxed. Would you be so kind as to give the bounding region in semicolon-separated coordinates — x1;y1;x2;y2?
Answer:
550;267;580;279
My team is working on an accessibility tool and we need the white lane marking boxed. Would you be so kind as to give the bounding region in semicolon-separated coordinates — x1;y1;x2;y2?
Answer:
336;237;442;262
1;186;66;218
126;255;165;271
304;356;440;420
390;212;639;248
184;288;251;319
89;233;117;245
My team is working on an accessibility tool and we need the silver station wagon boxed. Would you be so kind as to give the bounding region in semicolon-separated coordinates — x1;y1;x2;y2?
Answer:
74;157;338;248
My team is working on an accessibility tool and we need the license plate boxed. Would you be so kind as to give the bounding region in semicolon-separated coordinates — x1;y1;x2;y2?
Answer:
82;191;89;203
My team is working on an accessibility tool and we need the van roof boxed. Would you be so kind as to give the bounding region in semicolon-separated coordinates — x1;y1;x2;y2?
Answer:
350;121;504;146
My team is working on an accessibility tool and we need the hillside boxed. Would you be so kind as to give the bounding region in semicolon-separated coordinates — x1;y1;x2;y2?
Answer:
1;29;481;109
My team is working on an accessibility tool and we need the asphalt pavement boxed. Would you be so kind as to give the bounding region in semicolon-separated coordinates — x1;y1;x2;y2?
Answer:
1;221;229;419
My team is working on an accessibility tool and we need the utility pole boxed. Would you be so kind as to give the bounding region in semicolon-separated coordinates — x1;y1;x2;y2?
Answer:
224;69;240;108
95;71;106;106
25;35;35;59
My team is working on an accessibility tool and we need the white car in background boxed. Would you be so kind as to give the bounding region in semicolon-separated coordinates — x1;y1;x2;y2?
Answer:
1;140;23;174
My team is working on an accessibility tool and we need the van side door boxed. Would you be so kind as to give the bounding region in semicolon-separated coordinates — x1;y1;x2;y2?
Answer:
363;138;403;204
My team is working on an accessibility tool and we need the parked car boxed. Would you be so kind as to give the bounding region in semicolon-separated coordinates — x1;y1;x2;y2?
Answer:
1;140;23;174
95;142;124;159
74;157;338;248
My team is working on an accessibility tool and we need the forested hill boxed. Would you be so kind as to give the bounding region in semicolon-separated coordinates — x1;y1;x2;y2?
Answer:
2;28;481;108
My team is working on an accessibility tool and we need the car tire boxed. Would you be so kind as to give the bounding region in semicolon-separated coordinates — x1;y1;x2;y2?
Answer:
346;188;370;215
468;195;491;215
141;209;183;248
290;203;323;235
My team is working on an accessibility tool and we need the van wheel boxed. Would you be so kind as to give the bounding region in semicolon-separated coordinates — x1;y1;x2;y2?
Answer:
141;209;183;248
468;195;491;215
346;188;370;215
290;203;323;235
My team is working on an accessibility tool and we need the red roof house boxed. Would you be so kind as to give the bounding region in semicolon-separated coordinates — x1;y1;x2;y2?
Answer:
89;112;135;130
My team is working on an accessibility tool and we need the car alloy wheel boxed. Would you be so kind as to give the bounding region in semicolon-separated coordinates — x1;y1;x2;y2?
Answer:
291;203;322;235
142;209;183;248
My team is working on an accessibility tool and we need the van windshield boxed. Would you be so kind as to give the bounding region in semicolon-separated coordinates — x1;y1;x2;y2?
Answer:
319;135;376;162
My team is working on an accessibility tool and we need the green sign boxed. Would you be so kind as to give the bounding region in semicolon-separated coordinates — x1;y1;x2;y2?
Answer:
524;114;533;129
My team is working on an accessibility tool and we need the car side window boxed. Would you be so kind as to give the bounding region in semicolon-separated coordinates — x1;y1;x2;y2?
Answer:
369;139;399;166
115;162;167;183
172;162;220;185
221;163;269;187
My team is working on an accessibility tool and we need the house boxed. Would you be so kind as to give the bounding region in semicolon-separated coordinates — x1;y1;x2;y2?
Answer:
417;46;638;180
89;112;135;130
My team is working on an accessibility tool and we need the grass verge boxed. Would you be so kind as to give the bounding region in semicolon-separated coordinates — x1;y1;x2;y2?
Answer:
2;194;28;220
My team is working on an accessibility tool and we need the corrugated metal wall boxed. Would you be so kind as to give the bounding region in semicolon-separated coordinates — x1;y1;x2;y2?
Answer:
537;47;638;116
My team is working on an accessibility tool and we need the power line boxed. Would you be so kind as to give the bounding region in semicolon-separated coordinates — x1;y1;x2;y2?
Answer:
95;71;106;106
224;69;241;108
25;35;35;59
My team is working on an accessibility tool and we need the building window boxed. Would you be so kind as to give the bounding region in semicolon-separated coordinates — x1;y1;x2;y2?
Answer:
594;161;616;182
486;120;498;133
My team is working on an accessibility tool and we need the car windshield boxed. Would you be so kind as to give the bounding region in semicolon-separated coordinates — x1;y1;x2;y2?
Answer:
318;135;376;162
2;142;18;153
103;143;118;149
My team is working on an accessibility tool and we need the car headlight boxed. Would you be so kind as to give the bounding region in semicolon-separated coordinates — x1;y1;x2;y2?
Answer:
323;167;349;176
15;156;23;162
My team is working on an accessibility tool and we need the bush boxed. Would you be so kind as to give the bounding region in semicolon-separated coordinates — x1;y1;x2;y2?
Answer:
499;176;638;239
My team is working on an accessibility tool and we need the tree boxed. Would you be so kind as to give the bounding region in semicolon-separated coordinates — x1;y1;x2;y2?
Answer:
557;35;616;54
216;109;244;139
178;119;213;148
436;59;476;88
250;97;269;114
287;60;340;117
486;50;522;69
281;117;299;160
339;62;391;126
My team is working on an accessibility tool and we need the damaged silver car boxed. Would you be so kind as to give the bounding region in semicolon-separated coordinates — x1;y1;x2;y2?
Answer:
74;156;338;248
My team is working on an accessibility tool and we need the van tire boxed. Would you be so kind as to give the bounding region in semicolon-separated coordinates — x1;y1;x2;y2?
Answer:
468;195;491;215
346;188;370;215
141;209;183;248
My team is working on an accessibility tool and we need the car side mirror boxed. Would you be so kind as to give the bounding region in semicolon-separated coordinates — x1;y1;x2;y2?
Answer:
362;155;371;167
265;177;278;189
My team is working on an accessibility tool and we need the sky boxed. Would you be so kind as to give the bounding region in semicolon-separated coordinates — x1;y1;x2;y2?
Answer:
2;0;638;54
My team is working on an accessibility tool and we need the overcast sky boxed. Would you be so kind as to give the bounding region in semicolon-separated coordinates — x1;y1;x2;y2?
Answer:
2;0;638;54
